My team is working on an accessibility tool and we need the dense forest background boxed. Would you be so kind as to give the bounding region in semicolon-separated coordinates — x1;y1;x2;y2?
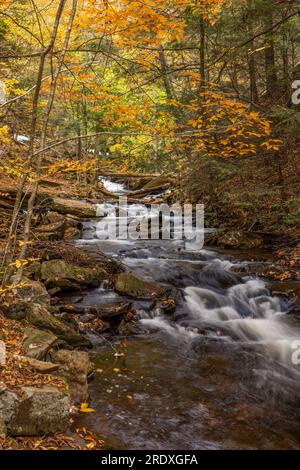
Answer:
0;0;299;250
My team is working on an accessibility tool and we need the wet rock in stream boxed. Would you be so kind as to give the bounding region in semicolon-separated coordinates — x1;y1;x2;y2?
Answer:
114;272;176;301
89;302;133;321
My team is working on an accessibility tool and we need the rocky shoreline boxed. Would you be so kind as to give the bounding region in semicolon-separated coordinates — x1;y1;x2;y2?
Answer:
0;181;178;447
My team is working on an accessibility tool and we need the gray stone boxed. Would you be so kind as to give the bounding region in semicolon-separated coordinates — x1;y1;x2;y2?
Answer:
6;301;32;321
0;386;19;429
22;327;58;360
8;386;70;436
13;279;51;305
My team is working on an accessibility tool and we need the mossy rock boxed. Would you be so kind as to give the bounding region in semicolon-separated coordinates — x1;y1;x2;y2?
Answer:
26;303;92;349
114;272;170;300
40;259;108;291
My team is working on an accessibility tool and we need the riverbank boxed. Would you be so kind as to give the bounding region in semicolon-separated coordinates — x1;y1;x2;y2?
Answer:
0;172;178;448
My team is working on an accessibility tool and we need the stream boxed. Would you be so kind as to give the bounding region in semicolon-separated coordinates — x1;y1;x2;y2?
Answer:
73;179;300;450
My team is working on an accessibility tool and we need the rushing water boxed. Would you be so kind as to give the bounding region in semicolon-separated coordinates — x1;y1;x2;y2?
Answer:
73;179;300;450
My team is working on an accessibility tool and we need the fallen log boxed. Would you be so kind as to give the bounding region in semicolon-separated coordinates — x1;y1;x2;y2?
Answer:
98;172;160;178
98;183;170;200
127;183;171;197
0;186;52;205
51;197;96;219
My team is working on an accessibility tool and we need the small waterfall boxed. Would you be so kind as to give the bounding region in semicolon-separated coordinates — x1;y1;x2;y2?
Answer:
100;177;129;194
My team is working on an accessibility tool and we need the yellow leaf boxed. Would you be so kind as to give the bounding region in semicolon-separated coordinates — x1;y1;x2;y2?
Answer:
80;402;95;413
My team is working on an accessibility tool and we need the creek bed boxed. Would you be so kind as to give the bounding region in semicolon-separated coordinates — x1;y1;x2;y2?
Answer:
72;179;300;450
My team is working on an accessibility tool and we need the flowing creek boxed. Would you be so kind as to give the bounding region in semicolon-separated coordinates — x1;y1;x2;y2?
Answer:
72;179;300;450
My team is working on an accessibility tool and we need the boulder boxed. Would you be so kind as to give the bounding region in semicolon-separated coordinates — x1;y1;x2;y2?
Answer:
52;197;96;219
114;272;171;300
27;241;125;275
0;341;6;366
0;385;19;436
13;279;50;305
40;259;108;291
26;303;92;349
89;302;133;321
22;327;58;360
50;350;91;405
6;301;32;321
8;386;70;436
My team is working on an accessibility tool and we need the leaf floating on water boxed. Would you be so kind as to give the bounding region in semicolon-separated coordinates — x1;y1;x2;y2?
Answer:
78;402;95;413
114;352;125;358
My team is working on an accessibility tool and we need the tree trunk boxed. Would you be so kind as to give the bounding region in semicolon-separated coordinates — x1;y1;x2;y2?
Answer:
264;9;278;98
199;15;206;85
